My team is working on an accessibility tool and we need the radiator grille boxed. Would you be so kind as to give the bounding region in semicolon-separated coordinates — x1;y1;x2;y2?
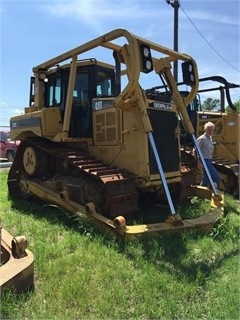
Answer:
148;109;179;174
94;109;119;145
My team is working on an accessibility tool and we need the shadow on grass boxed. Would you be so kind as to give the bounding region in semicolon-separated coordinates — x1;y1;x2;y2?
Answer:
1;286;34;319
9;194;89;232
136;233;239;286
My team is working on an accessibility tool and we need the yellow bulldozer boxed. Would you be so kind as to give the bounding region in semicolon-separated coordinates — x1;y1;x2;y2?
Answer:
183;76;239;198
8;29;224;238
147;76;239;198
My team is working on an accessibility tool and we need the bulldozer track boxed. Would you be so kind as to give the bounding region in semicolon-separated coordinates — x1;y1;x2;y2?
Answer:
180;148;239;198
212;158;239;197
8;138;139;218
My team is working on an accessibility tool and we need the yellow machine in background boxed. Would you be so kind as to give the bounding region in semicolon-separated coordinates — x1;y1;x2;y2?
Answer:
195;110;239;197
8;29;223;238
181;77;239;198
148;76;239;198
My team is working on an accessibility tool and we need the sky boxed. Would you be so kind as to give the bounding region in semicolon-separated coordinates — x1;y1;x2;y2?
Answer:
0;0;239;127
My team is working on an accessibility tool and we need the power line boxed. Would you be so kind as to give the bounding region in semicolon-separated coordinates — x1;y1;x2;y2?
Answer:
180;4;240;73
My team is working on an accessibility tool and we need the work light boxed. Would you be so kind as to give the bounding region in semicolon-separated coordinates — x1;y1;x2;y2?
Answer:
182;61;195;85
140;44;153;73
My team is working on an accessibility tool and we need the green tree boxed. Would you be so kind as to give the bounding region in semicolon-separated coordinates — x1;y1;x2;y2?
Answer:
226;97;240;113
233;98;240;113
202;97;220;110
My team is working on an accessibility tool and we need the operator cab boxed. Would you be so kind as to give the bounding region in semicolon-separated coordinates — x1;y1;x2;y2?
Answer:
46;62;115;138
30;60;116;138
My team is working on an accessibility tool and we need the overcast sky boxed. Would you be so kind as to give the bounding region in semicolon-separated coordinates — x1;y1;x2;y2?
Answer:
0;0;239;127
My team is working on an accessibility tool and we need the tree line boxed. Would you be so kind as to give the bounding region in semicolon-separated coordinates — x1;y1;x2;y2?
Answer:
202;97;240;112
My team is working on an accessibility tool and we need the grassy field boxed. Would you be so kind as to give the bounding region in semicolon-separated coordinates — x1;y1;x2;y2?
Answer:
0;169;239;320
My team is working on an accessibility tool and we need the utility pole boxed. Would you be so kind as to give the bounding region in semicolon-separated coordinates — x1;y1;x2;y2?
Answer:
165;0;179;82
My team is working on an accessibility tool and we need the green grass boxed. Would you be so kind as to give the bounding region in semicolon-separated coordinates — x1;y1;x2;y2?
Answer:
0;170;240;319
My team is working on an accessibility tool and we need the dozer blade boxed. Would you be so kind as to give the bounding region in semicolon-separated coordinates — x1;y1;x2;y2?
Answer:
85;186;224;239
0;227;34;296
20;177;224;240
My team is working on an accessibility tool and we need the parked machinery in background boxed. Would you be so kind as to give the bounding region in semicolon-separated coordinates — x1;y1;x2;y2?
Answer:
147;76;239;198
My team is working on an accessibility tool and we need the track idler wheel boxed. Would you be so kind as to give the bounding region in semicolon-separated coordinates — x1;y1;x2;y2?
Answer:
23;146;47;177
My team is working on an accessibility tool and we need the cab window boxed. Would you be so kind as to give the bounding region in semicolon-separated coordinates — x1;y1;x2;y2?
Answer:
96;71;113;97
45;75;62;107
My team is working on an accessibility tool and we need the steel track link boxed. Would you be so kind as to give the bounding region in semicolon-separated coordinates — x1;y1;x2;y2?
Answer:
8;138;139;218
